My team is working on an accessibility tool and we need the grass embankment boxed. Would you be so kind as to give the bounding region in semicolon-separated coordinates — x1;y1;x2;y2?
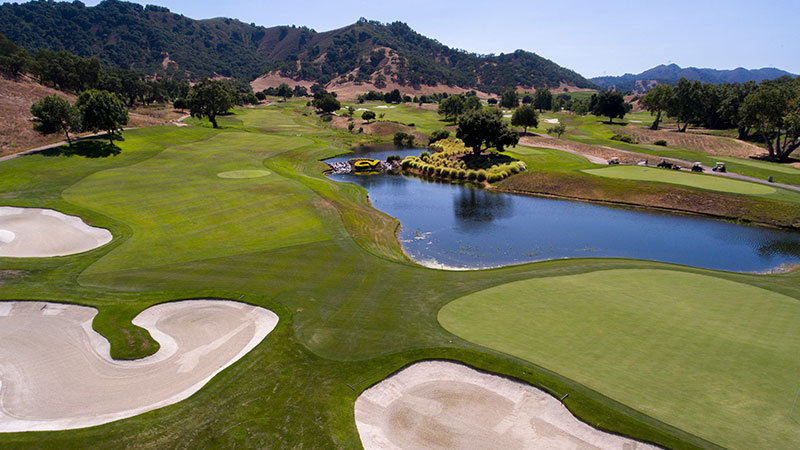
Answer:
439;269;800;449
0;99;798;448
497;145;800;229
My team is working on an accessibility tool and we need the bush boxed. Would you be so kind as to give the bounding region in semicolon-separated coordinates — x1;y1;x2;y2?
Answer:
435;167;443;175
420;151;430;159
401;159;412;169
348;122;355;132
477;170;487;182
387;154;402;162
457;169;466;179
488;173;501;183
429;129;450;144
321;115;333;122
654;140;668;146
407;123;415;127
173;98;187;109
610;133;635;144
467;170;477;180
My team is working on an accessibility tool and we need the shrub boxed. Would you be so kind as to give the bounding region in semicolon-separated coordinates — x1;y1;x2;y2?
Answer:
610;133;635;143
457;169;466;179
488;173;501;183
358;127;364;133
348;122;355;132
428;129;450;144
401;158;412;169
654;140;668;146
467;170;477;180
420;151;430;159
477;170;487;182
173;98;187;109
393;132;409;146
435;167;443;175
407;123;415;127
387;154;402;162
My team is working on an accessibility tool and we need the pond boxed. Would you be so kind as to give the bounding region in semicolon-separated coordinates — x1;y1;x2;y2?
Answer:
326;148;800;272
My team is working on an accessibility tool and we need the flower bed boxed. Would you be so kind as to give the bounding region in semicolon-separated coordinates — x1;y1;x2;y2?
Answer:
401;138;526;184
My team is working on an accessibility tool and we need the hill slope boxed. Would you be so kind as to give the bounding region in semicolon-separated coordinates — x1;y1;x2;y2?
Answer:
592;63;796;93
0;0;594;93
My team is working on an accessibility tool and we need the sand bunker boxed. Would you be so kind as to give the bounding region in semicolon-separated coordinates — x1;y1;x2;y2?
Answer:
0;207;112;257
355;361;657;450
217;169;272;179
543;118;560;124
0;299;278;432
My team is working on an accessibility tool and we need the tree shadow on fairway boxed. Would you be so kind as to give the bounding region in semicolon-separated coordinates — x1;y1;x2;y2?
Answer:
40;139;121;158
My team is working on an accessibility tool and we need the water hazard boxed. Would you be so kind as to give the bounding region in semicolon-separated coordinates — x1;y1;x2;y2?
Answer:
326;148;800;272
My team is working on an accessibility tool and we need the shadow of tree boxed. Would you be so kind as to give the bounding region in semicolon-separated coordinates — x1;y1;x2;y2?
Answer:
40;139;121;158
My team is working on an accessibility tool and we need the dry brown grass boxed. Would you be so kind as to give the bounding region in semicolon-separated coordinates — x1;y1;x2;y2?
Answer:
0;74;185;158
626;126;766;158
0;75;78;157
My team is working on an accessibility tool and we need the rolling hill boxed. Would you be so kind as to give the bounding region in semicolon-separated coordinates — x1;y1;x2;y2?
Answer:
0;0;595;93
592;63;796;93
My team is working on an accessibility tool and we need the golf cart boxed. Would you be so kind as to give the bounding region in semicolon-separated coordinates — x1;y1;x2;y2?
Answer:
656;159;674;169
691;162;703;172
712;162;726;173
607;157;620;165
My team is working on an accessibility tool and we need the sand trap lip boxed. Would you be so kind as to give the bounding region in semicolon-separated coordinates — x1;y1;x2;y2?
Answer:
217;169;272;179
0;299;278;432
355;361;657;450
0;207;112;257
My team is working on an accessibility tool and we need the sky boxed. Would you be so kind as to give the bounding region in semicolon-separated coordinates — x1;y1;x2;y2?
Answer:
72;0;800;78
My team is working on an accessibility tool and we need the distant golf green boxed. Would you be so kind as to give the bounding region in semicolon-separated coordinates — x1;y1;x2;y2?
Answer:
584;165;777;195
438;269;800;449
217;169;271;178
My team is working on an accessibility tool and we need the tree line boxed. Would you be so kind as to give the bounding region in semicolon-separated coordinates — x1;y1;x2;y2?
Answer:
641;76;800;160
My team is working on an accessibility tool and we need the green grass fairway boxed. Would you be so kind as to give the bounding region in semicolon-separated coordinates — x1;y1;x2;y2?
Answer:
2;101;799;449
438;269;800;449
584;165;780;195
715;156;800;175
217;169;272;178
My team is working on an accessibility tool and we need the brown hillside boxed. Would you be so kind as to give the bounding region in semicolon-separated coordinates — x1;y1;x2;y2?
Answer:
0;75;180;158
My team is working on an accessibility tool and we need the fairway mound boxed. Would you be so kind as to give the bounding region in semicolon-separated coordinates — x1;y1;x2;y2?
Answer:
355;361;656;450
0;299;278;432
217;169;272;179
0;207;112;257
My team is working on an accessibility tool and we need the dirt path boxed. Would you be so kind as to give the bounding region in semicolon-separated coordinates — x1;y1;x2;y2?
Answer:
355;361;657;450
0;300;278;432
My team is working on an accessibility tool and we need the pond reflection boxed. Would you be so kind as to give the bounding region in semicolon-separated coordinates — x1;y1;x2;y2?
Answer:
326;148;800;272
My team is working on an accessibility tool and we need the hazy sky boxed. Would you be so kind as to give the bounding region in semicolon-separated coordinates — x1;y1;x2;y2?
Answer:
73;0;799;78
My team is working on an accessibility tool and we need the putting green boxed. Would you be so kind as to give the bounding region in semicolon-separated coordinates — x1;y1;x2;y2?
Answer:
217;169;271;179
583;165;776;195
438;269;800;449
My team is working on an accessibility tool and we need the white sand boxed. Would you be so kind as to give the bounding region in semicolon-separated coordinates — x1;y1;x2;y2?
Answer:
0;207;112;257
543;118;560;124
375;105;396;109
355;361;658;450
0;299;278;432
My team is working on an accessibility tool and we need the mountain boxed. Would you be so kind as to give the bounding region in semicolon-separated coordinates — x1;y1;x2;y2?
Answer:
591;64;796;93
0;0;595;93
